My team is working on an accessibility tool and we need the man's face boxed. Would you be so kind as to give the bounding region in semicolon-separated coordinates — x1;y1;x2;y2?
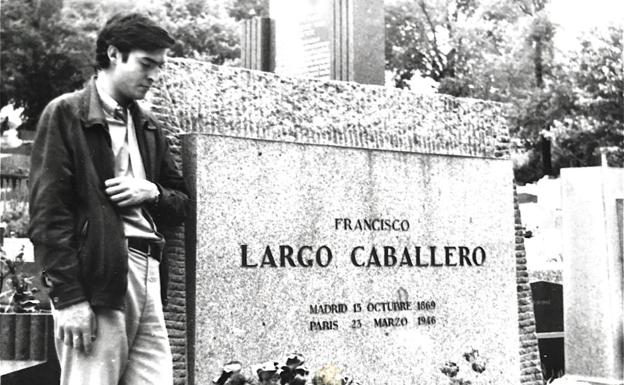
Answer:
109;48;167;103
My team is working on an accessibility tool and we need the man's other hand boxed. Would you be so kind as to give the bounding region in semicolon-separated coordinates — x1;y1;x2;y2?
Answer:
105;176;159;207
54;301;97;354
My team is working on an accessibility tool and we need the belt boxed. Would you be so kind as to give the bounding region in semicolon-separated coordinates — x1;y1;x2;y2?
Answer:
127;237;153;256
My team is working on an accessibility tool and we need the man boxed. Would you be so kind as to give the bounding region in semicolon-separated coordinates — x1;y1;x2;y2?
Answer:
29;13;188;385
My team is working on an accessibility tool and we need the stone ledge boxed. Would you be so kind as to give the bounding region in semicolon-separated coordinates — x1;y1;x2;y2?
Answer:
151;58;512;160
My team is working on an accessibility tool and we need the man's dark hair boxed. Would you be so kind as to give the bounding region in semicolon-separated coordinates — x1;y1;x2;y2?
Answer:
96;13;175;69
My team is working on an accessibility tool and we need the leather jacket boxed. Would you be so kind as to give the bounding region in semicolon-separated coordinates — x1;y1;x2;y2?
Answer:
29;78;189;310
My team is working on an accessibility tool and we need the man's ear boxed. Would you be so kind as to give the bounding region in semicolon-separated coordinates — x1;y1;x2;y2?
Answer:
107;45;120;66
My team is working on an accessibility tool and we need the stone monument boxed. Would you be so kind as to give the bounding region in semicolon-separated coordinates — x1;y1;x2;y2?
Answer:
158;59;525;385
561;166;624;385
240;17;275;73
241;0;385;85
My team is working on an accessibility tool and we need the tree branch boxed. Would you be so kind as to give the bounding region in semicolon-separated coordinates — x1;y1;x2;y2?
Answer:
418;0;447;79
512;0;533;16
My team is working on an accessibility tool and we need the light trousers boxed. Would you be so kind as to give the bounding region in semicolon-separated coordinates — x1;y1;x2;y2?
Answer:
53;248;173;385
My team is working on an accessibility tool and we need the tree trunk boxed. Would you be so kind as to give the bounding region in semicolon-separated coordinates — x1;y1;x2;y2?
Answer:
534;35;552;175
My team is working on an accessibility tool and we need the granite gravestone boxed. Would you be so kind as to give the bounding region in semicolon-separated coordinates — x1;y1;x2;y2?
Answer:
268;0;384;84
530;281;564;380
167;60;522;384
561;167;624;385
531;281;563;334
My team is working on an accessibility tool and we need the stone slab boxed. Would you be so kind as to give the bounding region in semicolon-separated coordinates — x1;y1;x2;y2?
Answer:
349;0;385;85
561;167;624;384
184;133;520;385
156;60;511;160
268;0;384;85
270;0;333;80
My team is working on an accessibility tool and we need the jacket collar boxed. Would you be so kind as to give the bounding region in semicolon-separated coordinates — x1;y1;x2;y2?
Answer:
80;76;155;131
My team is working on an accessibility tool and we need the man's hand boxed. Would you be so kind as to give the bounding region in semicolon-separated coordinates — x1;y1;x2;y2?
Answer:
104;177;159;207
54;301;97;354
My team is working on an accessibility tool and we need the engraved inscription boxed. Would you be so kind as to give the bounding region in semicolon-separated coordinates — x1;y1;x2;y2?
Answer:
307;299;439;332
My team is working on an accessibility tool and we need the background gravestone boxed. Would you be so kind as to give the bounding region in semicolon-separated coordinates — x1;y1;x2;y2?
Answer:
240;17;275;73
561;167;624;385
530;281;564;380
163;59;525;385
267;0;384;84
531;281;563;334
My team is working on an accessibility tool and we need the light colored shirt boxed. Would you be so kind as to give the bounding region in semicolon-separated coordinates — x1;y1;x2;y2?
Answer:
95;81;159;240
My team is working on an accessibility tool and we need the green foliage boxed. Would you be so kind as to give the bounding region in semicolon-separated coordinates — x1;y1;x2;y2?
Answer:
1;0;249;129
159;0;241;64
227;0;268;21
0;0;98;130
553;27;623;168
511;26;624;181
385;0;621;184
384;0;537;99
1;210;30;238
0;247;41;313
